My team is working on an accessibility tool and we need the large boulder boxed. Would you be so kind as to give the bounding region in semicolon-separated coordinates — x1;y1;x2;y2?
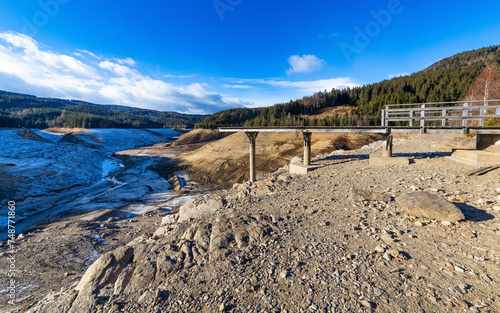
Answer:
178;197;226;223
395;192;465;222
75;246;134;294
167;175;185;193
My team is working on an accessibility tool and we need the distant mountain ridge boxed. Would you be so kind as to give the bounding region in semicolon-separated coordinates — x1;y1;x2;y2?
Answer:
422;45;500;73
0;91;206;129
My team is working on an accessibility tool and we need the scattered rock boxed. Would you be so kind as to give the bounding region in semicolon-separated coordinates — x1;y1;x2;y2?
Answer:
350;189;391;203
359;300;375;309
279;271;290;279
167;175;185;193
454;266;465;273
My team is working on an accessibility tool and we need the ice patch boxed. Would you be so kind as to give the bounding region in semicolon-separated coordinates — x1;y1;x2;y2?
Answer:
89;235;108;245
101;159;121;178
84;249;102;267
33;129;64;142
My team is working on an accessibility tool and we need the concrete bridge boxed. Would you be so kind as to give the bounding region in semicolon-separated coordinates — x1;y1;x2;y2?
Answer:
220;101;500;182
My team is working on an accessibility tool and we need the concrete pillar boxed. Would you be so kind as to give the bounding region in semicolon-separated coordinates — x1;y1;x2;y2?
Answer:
246;132;258;182
476;134;500;151
382;134;393;157
303;132;312;166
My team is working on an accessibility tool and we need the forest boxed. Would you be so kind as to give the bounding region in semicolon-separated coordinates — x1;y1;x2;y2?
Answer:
0;93;205;129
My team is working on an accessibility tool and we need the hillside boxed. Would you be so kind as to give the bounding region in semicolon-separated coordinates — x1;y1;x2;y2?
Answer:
0;91;206;129
196;45;500;129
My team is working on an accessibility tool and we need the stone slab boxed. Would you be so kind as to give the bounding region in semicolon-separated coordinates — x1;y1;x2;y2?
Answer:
395;192;465;222
289;163;323;175
369;155;410;166
450;149;500;166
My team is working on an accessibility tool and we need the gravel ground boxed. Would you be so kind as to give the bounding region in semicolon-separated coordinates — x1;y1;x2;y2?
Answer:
5;134;500;313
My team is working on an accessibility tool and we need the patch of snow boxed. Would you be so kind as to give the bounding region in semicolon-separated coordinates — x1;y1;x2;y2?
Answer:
33;129;64;142
89;235;108;245
84;249;102;267
101;159;121;178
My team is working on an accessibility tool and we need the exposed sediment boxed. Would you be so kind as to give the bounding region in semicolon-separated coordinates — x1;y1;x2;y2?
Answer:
20;133;500;313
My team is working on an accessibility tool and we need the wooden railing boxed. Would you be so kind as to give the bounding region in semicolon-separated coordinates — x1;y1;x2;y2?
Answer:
382;100;500;128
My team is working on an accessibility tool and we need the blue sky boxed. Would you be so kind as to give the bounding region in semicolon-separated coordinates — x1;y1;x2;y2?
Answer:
0;0;499;114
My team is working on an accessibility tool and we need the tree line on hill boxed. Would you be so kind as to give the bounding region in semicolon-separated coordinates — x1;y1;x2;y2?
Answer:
196;45;500;128
0;93;205;129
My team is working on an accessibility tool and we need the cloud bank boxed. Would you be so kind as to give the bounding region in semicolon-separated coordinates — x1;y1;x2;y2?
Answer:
225;77;359;94
0;32;246;114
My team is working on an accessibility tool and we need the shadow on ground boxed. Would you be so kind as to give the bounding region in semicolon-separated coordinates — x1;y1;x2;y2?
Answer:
454;202;495;222
318;151;452;162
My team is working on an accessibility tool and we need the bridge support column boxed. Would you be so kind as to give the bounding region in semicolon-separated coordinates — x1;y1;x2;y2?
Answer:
382;135;393;158
476;134;500;151
246;132;259;182
370;134;409;166
303;132;312;166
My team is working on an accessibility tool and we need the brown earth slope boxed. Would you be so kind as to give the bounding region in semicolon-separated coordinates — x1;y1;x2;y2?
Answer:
178;131;383;188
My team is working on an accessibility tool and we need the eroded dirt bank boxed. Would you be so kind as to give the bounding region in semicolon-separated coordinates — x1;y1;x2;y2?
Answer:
178;131;385;188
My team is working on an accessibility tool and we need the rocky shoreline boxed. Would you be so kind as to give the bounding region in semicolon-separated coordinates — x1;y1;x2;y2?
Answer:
5;133;499;313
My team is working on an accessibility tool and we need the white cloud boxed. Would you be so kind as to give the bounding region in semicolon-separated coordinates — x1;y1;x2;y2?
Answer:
164;74;194;78
114;57;136;66
286;54;325;75
0;32;38;52
76;49;100;59
224;77;360;93
99;60;142;79
0;31;247;114
221;84;255;89
265;78;358;93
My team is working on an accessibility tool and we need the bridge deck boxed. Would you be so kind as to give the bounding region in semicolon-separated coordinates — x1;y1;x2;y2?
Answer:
219;126;500;135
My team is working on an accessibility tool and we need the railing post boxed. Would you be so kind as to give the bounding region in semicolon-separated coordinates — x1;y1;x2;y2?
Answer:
420;104;425;128
409;110;413;127
246;132;258;183
480;107;484;126
442;109;447;127
381;109;385;127
385;106;389;127
462;102;468;128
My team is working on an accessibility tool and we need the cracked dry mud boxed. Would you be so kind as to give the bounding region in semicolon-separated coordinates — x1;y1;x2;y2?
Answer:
3;134;500;313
